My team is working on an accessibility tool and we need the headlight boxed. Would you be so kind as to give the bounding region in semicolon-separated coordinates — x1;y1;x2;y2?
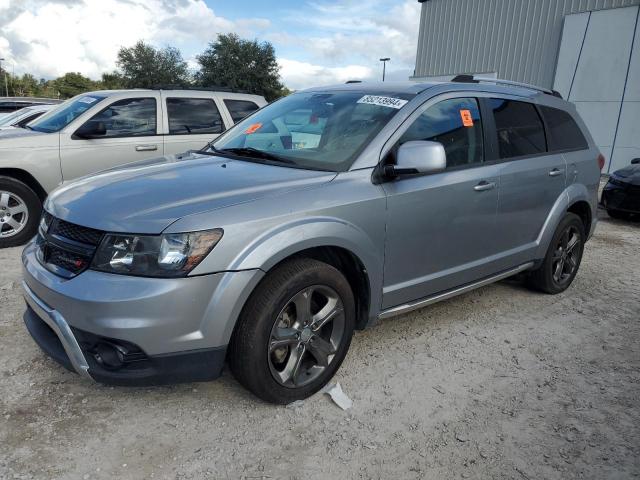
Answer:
91;229;223;277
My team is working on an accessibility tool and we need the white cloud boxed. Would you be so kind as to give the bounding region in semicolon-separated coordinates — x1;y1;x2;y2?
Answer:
278;58;374;90
284;0;421;67
0;0;269;79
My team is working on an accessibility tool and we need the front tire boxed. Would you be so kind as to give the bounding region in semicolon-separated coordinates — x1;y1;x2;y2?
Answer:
229;258;355;404
527;212;585;294
0;176;42;249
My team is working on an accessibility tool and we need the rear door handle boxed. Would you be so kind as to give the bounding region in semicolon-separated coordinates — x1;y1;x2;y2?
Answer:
548;168;564;177
474;181;496;192
135;144;158;152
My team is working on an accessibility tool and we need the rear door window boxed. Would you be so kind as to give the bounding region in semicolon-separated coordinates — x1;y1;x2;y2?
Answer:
489;99;546;159
399;97;484;168
224;99;260;123
166;98;223;135
539;106;588;152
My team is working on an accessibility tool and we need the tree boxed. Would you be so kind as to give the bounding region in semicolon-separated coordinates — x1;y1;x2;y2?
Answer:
116;41;190;88
99;72;125;90
52;72;98;98
196;34;286;101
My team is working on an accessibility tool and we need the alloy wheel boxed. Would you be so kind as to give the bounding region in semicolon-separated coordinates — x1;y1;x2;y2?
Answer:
0;191;29;239
268;285;346;388
551;225;581;286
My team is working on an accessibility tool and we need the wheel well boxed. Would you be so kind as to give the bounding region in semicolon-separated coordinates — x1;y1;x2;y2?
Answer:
0;168;47;202
567;201;592;235
285;246;371;330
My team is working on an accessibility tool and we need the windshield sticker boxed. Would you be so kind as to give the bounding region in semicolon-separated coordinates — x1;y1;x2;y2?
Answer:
245;122;263;134
460;109;474;127
357;95;408;109
78;96;98;104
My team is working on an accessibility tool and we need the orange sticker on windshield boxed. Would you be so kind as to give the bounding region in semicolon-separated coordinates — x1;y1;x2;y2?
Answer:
460;109;474;127
245;123;263;134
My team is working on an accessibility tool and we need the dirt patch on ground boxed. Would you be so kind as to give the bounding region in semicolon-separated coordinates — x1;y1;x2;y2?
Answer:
1;211;639;479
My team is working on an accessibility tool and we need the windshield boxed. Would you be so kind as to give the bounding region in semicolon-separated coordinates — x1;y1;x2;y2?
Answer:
29;94;106;133
211;91;414;171
0;107;35;127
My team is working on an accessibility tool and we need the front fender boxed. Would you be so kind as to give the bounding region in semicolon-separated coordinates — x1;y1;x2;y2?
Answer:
193;216;385;324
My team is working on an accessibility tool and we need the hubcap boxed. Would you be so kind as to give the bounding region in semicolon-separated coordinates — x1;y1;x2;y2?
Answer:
268;285;345;388
552;225;581;285
0;191;29;239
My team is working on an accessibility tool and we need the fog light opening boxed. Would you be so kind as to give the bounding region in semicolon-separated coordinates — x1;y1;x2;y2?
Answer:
93;342;127;370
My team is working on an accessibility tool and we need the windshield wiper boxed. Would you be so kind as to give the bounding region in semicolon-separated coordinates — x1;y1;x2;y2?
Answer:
217;147;295;164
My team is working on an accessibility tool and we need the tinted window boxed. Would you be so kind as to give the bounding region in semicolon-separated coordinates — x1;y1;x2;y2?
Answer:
167;98;223;135
84;98;156;138
540;106;588;151
224;99;260;123
489;99;546;158
399;97;484;168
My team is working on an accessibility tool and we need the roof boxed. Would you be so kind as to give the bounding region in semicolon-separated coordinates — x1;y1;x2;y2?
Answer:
301;81;440;94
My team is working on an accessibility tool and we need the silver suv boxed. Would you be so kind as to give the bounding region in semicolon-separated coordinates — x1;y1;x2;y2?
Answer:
22;78;601;404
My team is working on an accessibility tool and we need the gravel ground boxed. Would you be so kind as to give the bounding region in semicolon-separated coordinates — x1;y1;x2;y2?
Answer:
1;210;639;480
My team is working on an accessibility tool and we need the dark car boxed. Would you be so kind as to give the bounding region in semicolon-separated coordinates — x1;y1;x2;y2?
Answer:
601;159;640;220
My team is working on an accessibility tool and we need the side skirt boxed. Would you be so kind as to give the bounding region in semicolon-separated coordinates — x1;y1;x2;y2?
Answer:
378;262;535;320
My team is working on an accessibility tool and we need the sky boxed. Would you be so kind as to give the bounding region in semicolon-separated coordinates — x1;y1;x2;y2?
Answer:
0;0;422;90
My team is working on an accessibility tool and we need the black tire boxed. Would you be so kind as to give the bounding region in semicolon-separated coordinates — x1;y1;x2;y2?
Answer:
0;176;42;249
607;209;632;221
229;258;355;404
527;212;585;294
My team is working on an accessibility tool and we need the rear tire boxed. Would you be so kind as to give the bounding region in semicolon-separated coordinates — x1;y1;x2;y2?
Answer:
0;176;42;249
527;213;585;294
229;258;355;404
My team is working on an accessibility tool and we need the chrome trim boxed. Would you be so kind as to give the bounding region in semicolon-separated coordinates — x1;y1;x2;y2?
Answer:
378;262;535;320
22;281;92;379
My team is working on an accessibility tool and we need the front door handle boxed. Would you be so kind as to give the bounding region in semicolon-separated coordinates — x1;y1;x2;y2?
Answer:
135;144;158;152
474;181;496;192
548;168;564;177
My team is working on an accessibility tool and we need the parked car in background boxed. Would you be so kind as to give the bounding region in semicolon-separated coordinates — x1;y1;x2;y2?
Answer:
0;104;55;130
0;89;266;247
21;79;600;404
0;97;62;114
601;158;640;219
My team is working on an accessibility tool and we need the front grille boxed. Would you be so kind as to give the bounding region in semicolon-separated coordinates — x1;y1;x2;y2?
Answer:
49;218;103;246
37;212;104;278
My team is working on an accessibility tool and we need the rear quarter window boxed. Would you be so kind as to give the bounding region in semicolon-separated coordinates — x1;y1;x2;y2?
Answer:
224;99;260;123
539;106;588;152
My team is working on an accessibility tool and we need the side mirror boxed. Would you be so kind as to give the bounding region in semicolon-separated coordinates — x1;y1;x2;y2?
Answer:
631;158;640;165
74;121;106;139
387;141;447;177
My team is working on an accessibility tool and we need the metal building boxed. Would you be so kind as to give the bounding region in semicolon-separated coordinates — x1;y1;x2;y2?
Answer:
412;0;640;173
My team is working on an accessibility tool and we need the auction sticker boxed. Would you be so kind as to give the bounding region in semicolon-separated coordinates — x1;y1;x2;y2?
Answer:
78;96;98;104
357;95;408;109
245;123;263;134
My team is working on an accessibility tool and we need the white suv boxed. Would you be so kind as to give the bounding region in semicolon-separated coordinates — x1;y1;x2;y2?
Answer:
0;89;267;247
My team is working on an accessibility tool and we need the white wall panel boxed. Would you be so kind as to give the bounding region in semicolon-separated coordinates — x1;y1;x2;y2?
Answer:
554;13;590;99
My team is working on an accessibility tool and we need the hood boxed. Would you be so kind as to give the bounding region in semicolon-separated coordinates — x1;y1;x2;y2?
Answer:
612;164;640;186
46;152;337;234
0;127;51;143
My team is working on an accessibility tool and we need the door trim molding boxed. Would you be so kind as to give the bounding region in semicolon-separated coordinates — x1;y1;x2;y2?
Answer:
378;262;534;320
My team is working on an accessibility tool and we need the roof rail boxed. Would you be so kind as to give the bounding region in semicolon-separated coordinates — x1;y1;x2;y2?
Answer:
150;84;252;94
450;74;563;99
